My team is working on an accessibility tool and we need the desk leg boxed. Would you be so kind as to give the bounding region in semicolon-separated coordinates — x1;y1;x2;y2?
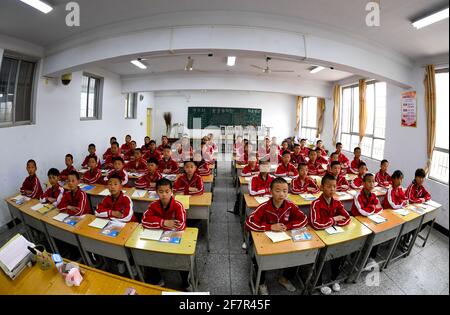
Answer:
206;207;211;252
419;218;435;247
349;234;374;283
383;225;404;270
308;247;328;295
405;216;425;257
129;250;146;282
124;253;135;280
190;255;199;292
249;255;262;295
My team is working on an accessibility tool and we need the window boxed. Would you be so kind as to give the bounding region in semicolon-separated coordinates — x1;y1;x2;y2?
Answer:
300;97;318;143
429;69;449;184
80;73;102;119
0;54;36;127
125;93;137;119
340;81;386;160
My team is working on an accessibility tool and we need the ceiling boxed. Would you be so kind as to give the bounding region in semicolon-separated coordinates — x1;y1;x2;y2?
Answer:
102;51;354;81
0;0;448;61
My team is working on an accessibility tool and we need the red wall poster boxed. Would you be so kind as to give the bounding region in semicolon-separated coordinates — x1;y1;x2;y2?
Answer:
401;91;417;127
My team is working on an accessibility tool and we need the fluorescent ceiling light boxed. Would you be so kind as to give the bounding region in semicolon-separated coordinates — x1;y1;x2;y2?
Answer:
20;0;53;14
227;56;236;66
412;8;449;29
131;59;147;69
310;66;325;74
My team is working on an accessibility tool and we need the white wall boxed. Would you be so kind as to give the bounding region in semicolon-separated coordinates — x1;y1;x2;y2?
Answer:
0;62;146;227
153;90;297;143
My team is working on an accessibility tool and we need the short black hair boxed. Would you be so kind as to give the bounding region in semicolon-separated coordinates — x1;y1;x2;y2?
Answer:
321;173;337;186
65;154;73;160
108;173;123;183
336;142;343;147
145;136;150;139
358;162;367;168
68;170;80;180
87;156;98;162
131;140;137;145
415;168;426;178
270;177;288;190
330;161;341;168
134;148;141;153
47;168;60;177
88;143;96;149
110;136;117;141
27;159;37;167
112;156;124;164
381;159;389;166
297;163;307;170
150;140;156;145
308;149;316;155
354;147;361;152
282;140;288;144
316;140;322;144
161;135;168;139
147;157;159;165
259;159;270;165
156;178;172;190
294;143;300;147
281;150;291;156
315;148;322;153
163;145;171;151
300;138;306;142
330;152;338;158
392;170;404;180
111;142;120;147
363;173;374;182
126;134;131;138
184;160;196;167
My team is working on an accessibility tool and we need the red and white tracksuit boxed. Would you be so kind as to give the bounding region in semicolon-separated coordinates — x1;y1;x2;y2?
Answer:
95;191;136;222
291;176;320;194
173;173;204;195
142;197;186;231
351;189;382;216
309;194;351;229
57;188;91;216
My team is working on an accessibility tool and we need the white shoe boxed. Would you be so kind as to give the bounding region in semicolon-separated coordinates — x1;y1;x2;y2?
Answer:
157;279;165;287
241;242;247;250
364;258;377;271
332;283;341;292
320;286;332;295
278;277;296;292
258;284;269;295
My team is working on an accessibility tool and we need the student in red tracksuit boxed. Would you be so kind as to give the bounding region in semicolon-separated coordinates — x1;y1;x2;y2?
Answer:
193;152;212;176
104;157;129;186
158;146;179;175
348;147;364;174
135;158;163;190
236;142;251;165
173;161;204;195
315;140;327;157
234;136;244;155
299;139;309;157
20;159;43;199
257;137;270;161
246;177;307;295
241;157;259;177
275;151;299;178
327;152;341;173
315;148;328;165
291;163;320;194
279;140;291;155
82;156;103;184
57;171;91;216
290;144;307;167
382;170;408;209
335;142;350;169
350;162;368;190
123;141;137;161
60;154;76;181
267;143;282;165
102;136;117;160
329;161;350;192
375;159;392;188
40;168;64;207
120;134;132;155
81;143;101;169
310;174;350;295
307;149;326;176
124;148;147;173
141;178;190;290
103;142;124;170
143;140;161;161
406;168;432;204
157;136;169;153
95;173;136;222
141;136;151;153
249;160;274;196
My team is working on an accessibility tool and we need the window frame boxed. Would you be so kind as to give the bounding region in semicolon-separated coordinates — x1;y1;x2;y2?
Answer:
429;68;449;185
80;72;103;121
0;51;38;128
124;92;138;119
339;80;386;160
300;96;318;143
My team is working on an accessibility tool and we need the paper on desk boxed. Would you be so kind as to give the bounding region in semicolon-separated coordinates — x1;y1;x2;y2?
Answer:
0;234;34;272
31;203;44;211
78;168;88;174
424;200;441;208
98;189;110;196
148;191;160;200
368;214;387;224
132;190;147;198
255;196;270;204
334;192;349;197
299;193;317;201
346;190;358;196
53;212;70;222
407;205;426;215
265;231;291;243
162;174;177;181
393;209;410;216
374;187;387;194
282;177;293;183
244;177;252;181
11;194;23;201
88;218;110;229
140;228;164;241
325;226;345;235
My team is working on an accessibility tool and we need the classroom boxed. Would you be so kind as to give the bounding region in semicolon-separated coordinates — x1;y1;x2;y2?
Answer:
0;0;448;297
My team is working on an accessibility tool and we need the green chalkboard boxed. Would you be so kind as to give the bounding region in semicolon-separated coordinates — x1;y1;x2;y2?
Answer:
188;107;262;129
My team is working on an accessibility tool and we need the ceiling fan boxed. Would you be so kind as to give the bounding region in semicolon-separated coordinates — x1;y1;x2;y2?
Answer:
250;57;294;74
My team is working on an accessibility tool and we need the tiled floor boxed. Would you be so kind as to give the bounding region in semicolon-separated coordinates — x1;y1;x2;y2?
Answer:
1;160;448;295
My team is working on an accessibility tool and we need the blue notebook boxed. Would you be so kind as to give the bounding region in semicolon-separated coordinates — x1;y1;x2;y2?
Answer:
159;231;183;244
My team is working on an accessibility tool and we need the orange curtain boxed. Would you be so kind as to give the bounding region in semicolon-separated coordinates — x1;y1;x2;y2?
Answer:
424;65;436;174
359;79;367;144
332;85;341;145
316;98;326;138
295;96;303;133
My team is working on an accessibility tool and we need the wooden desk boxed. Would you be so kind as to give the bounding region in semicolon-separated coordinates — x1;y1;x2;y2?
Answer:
75;215;138;279
16;199;53;245
125;226;199;291
41;209;90;263
250;228;325;295
4;195;28;225
0;260;174;295
416;200;442;247
352;211;405;282
309;217;372;293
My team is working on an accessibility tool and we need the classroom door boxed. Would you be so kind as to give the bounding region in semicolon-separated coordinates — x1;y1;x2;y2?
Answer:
146;108;152;138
